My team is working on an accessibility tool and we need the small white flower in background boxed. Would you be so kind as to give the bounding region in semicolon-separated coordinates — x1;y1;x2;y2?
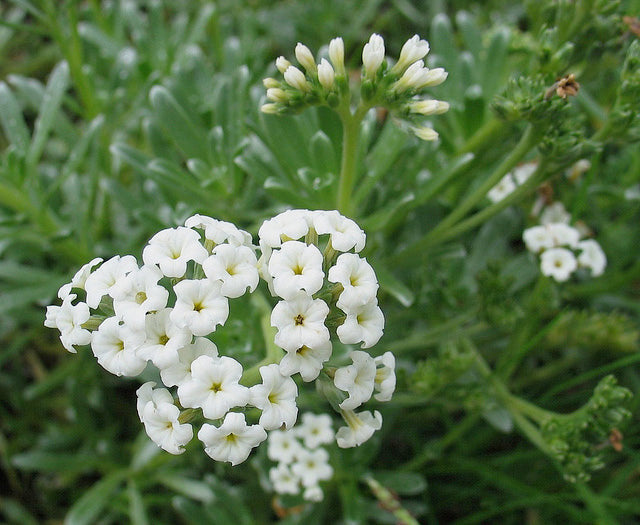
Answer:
171;279;229;336
334;350;376;411
141;396;193;455
202;244;259;298
336;409;383;448
84;255;138;308
44;294;91;353
374;352;396;402
548;222;581;248
57;257;103;300
392;34;430;74
540;202;571;225
271;292;330;353
268;241;324;300
269;463;301;495
303;484;324;502
336;300;385;348
250;364;298;430
523;225;556;253
198;412;267;465
178;355;250;420
90;317;146;376
137;308;192;369
487;173;517;203
267;429;303;463
296;413;334;449
512;162;537;185
540;248;578;282
577;239;607;277
278;340;332;382
362;33;385;78
159;337;218;387
313;210;366;252
328;253;378;309
291;448;333;488
142;226;208;278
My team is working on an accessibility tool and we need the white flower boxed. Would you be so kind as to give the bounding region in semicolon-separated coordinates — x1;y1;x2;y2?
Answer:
336;409;382;448
269;464;301;495
295;42;316;73
250;364;298;430
268;241;324;300
362;33;385;78
267;429;303;463
136;381;173;419
291;448;333;487
90;317;146;376
336;301;384;348
111;265;168;329
540;248;578;282
411;126;439;141
171;279;229;336
57;257;103;300
279;340;332;382
408;99;449;116
198;412;267;465
184;215;252;247
548;223;581;248
297;413;334;449
513;162;537;185
202;244;259;298
392;34;430;74
523;225;556;253
334;350;376;410
540;202;571;225
487;174;516;203
159;337;218;387
259;209;312;249
313;210;366;252
317;58;335;90
303;484;324;502
328;253;378;309
275;56;291;74
328;37;345;76
178;355;250;420
271;292;330;353
374;352;396;402
45;294;91;353
84;255;138;308
284;65;311;92
137;308;192;368
577;239;606;277
141;396;193;455
142;227;208;278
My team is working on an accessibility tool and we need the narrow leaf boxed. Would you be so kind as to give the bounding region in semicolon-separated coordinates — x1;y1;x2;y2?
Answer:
64;471;126;525
0;81;30;155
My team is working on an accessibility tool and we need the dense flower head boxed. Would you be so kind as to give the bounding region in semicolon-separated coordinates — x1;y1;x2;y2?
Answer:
260;33;449;141
45;210;395;467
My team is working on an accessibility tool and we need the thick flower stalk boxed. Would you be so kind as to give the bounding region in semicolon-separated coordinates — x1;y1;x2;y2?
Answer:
45;209;396;468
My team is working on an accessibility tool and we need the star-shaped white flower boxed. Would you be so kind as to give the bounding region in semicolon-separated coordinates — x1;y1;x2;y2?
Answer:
334;350;376;410
296;413;334;449
577;239;606;277
84;255;138;308
268;241;324;300
177;355;250;420
184;215;252;247
271;292;330;353
336;300;384;348
111;265;169;329
44;294;91;353
250;364;298;430
136;308;192;368
269;464;301;495
171;279;229;336
159;337;218;387
267;429;303;464
202;244;259;298
335;409;382;448
313;210;365;253
291;448;333;487
328;253;378;309
90;316;146;376
198;412;267;465
141;395;193;455
540;247;577;282
374;351;396;402
279;340;332;382
142;226;208;278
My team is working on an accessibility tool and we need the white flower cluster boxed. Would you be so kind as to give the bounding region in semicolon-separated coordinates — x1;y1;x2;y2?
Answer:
262;34;449;141
45;209;395;466
487;162;538;203
267;413;335;502
523;207;606;282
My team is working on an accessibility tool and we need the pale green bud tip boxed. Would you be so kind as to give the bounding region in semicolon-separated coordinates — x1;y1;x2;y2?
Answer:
275;56;291;74
295;42;317;73
329;37;345;73
267;88;288;103
283;65;311;92
317;58;335;90
261;103;280;114
362;33;385;77
263;77;280;89
411;126;439;141
409;99;450;115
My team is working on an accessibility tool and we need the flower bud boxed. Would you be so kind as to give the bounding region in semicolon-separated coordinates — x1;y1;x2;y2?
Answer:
267;88;289;103
328;37;345;75
411;126;439;141
261;103;280;114
409;99;450;115
263;77;280;89
276;56;291;74
295;42;317;74
362;33;385;78
317;58;335;90
392;34;430;74
284;65;311;92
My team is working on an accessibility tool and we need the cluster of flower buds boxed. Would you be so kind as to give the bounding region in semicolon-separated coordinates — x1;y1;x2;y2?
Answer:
261;34;449;141
45;209;395;466
487;161;538;203
266;413;335;502
523;204;606;282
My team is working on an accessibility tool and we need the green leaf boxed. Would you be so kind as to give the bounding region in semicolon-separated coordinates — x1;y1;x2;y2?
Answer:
481;27;510;98
12;451;103;473
127;480;149;525
64;471;126;525
0;497;39;525
375;264;415;307
310;130;337;176
0;81;30;155
370;470;428;496
156;474;215;504
27;61;70;168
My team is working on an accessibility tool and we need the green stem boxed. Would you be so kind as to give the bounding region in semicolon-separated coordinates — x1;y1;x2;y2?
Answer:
335;106;367;215
457;117;505;155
